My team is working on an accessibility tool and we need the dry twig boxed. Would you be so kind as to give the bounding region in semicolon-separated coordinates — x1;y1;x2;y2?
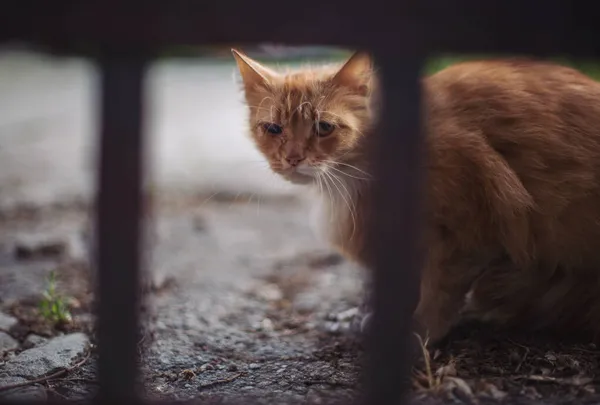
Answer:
0;351;91;393
198;372;245;390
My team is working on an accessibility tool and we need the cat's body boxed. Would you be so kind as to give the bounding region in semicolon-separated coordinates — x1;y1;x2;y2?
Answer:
233;49;600;343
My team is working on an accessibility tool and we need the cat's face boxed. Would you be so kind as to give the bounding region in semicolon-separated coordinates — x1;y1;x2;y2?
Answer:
233;49;374;185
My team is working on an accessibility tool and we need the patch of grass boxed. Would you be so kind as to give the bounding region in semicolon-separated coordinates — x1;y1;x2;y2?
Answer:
39;271;73;325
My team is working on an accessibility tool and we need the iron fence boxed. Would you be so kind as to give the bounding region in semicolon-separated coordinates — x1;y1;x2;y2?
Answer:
0;1;599;404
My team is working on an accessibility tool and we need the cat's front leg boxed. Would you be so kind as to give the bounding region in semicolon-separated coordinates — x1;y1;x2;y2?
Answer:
413;243;484;344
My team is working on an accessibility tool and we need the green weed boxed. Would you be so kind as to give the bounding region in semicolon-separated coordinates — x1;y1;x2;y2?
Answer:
39;271;73;325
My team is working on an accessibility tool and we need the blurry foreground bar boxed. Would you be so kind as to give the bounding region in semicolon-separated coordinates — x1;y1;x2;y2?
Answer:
363;52;425;405
95;55;147;404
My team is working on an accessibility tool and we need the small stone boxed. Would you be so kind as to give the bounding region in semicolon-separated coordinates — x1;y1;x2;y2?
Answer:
0;312;18;331
256;283;283;302
227;364;238;372
0;377;47;401
199;363;214;372
13;234;67;260
293;292;320;314
325;321;341;335
260;318;274;332
335;307;359;322
3;333;89;378
248;363;261;370
22;334;48;349
0;331;19;352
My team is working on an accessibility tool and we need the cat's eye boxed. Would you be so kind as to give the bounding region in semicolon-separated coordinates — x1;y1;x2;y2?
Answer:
262;123;283;135
315;121;335;137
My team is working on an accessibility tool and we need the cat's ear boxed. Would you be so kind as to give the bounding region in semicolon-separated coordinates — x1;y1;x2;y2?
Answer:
232;49;277;90
332;51;373;94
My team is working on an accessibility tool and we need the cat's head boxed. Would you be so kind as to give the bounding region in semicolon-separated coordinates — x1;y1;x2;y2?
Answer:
232;49;375;185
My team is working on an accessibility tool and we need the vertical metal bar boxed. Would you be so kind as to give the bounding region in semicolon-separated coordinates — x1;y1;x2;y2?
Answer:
363;52;426;405
95;54;147;403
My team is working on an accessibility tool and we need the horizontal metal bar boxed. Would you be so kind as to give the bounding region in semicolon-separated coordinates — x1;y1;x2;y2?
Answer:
0;0;598;56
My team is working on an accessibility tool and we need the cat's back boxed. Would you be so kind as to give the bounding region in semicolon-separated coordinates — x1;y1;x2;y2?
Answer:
424;58;600;180
425;58;600;127
424;59;600;266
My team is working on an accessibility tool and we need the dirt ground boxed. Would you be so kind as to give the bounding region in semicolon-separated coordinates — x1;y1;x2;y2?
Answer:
2;196;600;404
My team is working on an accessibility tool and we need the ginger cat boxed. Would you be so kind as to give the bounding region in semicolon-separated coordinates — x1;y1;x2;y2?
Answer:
232;48;600;344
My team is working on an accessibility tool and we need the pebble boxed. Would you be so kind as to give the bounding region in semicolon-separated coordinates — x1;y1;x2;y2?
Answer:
293;292;320;314
260;318;274;332
13;234;67;260
0;377;47;401
0;331;19;352
0;312;18;332
255;283;283;301
1;333;89;378
22;334;48;349
248;363;261;370
334;307;360;322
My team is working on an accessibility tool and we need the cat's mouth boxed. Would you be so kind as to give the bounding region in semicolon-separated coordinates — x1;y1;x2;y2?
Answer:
277;165;320;185
280;170;314;185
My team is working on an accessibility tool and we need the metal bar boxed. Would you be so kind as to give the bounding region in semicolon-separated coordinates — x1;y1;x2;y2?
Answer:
363;51;426;405
0;1;598;56
94;54;147;404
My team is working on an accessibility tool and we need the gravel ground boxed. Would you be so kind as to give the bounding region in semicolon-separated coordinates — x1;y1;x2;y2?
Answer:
2;197;600;404
0;196;367;403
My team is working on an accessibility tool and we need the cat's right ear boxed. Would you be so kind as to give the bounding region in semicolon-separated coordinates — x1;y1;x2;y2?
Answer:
332;51;373;95
231;49;277;91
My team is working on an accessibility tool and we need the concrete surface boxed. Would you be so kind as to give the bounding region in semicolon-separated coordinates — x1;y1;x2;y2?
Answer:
0;48;299;209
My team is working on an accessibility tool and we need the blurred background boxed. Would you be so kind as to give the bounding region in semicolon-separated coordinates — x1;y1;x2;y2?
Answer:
0;44;352;209
2;43;599;209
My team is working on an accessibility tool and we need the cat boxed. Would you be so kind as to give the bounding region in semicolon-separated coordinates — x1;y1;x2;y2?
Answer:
232;48;600;344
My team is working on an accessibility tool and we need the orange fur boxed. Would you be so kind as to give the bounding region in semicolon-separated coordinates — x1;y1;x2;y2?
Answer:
233;49;600;343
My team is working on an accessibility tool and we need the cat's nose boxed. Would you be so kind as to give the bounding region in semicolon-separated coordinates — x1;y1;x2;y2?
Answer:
286;155;305;167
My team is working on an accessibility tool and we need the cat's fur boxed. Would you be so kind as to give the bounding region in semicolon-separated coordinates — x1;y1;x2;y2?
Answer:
233;49;600;343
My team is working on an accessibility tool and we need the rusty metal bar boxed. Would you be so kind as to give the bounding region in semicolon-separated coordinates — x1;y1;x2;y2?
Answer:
0;1;598;56
362;51;425;405
94;54;147;404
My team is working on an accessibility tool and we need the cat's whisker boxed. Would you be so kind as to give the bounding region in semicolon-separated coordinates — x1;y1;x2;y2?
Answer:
322;170;357;241
296;101;314;118
328;171;358;240
318;172;335;225
198;190;222;207
257;96;276;111
248;105;275;113
319;162;371;181
321;160;372;178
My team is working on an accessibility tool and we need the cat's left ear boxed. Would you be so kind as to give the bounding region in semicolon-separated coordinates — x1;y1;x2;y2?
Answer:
232;49;278;91
332;51;373;95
